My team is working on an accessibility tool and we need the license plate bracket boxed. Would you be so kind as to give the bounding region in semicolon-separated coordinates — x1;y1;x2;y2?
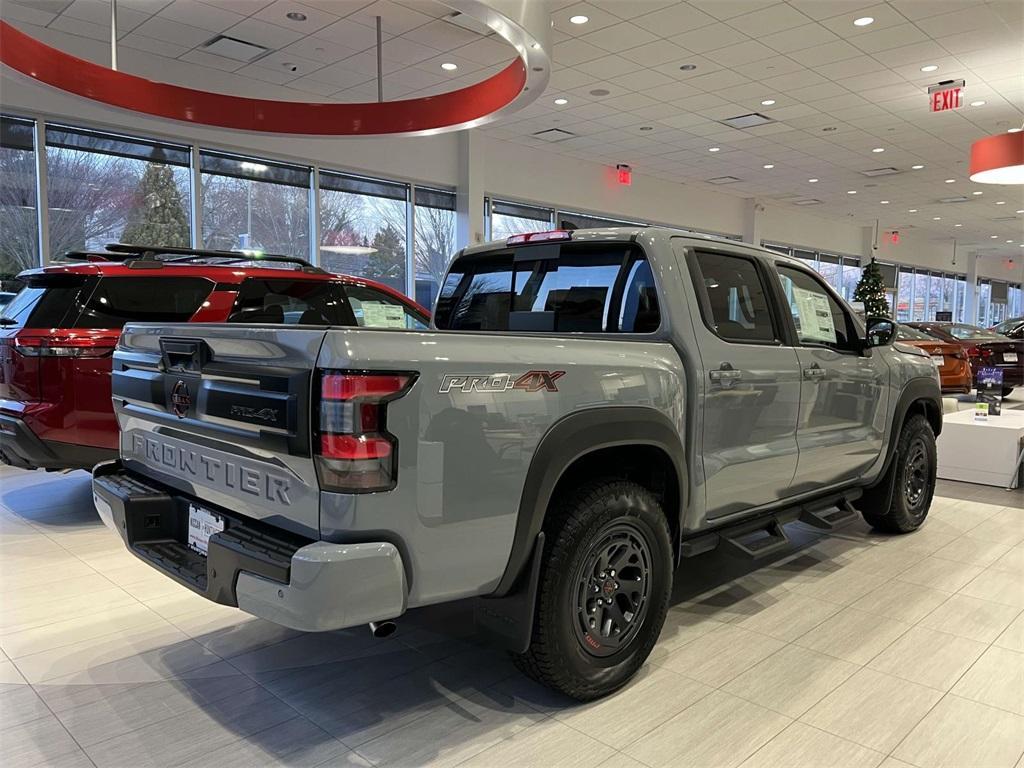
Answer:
188;504;224;557
931;355;944;367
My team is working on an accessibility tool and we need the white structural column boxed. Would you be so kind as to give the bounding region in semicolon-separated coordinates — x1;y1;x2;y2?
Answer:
455;129;485;250
742;198;762;246
964;251;979;323
861;225;875;265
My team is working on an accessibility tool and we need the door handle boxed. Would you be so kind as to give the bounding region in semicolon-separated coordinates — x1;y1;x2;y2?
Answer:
710;364;742;386
803;364;827;379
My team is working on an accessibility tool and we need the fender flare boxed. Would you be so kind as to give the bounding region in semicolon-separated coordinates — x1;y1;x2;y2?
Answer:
491;406;686;596
871;376;942;488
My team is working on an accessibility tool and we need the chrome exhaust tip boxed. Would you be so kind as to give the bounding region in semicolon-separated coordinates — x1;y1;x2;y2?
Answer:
369;620;397;639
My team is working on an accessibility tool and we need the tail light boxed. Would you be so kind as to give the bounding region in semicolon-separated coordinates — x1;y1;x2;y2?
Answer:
13;335;114;358
315;371;416;493
965;346;992;361
506;230;573;246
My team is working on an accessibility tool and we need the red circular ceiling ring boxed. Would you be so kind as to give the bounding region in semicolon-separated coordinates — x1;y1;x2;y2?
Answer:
0;20;532;136
969;131;1024;185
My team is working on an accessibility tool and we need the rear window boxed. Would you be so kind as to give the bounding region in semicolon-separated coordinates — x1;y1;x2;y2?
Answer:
76;277;213;328
434;243;659;333
947;324;1002;341
896;324;934;341
0;275;93;330
228;278;355;325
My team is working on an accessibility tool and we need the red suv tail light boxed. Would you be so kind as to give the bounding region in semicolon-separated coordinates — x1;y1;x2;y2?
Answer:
13;335;114;358
315;371;416;493
965;345;992;361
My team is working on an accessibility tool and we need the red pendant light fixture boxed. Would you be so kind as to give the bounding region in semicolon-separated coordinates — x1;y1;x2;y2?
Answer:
969;130;1024;184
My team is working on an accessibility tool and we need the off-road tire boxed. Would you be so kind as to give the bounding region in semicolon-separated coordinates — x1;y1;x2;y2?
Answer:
861;413;936;534
513;479;672;701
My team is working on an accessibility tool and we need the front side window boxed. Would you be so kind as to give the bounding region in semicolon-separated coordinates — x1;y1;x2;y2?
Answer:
228;279;353;325
692;250;776;343
344;284;427;330
776;265;858;352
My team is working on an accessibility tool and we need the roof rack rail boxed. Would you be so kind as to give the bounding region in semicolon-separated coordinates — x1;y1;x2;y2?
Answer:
105;243;325;273
62;251;128;263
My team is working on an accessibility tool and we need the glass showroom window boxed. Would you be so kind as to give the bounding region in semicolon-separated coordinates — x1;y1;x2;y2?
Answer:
896;267;913;322
490;199;553;241
953;276;968;322
976;281;991;326
0;115;39;283
319;171;408;294
414;187;456;309
200;151;310;257
989;281;1008;326
911;270;931;321
1009;284;1022;316
46;125;191;261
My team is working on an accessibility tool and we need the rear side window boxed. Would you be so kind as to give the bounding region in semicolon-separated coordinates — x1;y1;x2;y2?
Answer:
435;243;659;333
0;275;93;329
228;279;355;325
692;251;777;343
344;285;427;330
76;277;214;329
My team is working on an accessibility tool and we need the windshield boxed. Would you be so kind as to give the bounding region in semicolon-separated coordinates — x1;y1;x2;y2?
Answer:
991;317;1023;335
947;324;1003;341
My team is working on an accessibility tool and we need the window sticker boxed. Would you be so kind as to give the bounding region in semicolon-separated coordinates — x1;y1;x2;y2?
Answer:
792;286;836;343
362;302;407;328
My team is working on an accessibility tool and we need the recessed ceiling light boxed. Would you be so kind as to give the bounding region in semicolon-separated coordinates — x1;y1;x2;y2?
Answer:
554;97;568;105
970;100;986;107
761;99;775;106
1009;127;1023;133
763;163;774;169
1007;240;1014;243
569;14;589;24
954;223;962;227
920;64;938;72
679;64;697;71
531;42;540;50
880;200;889;204
944;178;955;183
872;147;885;153
853;16;874;26
808;178;819;183
911;164;924;170
441;62;458;71
847;190;857;194
286;11;307;21
991;235;999;238
932;216;941;220
708;147;720;152
972;191;984;195
996;201;1006;205
1017;209;1024;214
908;209;918;213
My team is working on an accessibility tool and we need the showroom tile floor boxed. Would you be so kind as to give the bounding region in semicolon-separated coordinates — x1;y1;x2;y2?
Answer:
0;467;1021;768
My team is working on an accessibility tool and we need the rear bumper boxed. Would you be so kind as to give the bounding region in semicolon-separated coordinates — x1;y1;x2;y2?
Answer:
92;460;407;632
0;414;115;471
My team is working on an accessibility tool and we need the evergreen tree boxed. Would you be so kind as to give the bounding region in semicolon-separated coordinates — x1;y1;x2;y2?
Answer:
853;257;891;317
121;163;190;247
365;224;405;288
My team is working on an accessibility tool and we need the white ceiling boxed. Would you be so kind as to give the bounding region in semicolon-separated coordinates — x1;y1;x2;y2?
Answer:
4;0;1023;257
484;0;1023;257
4;0;514;101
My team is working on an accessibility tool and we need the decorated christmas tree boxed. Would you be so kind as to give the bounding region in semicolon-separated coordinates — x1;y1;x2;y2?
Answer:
121;164;190;247
853;257;891;317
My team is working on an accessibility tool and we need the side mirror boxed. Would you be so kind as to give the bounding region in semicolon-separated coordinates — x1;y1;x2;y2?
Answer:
865;316;896;348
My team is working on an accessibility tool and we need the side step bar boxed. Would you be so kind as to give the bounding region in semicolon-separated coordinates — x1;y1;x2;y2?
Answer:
679;493;862;561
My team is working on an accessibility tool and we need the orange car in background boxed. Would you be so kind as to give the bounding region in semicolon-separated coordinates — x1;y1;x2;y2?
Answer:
895;324;972;394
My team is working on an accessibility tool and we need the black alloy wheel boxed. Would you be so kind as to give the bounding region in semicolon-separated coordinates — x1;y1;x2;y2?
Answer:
572;523;652;657
903;435;929;511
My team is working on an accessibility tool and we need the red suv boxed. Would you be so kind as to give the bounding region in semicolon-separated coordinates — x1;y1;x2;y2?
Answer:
0;244;429;471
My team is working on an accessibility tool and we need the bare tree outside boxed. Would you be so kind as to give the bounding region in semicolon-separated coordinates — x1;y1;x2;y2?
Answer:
0;142;38;280
201;174;308;257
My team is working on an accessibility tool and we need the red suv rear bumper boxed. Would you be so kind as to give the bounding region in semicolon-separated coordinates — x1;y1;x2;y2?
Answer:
0;412;115;471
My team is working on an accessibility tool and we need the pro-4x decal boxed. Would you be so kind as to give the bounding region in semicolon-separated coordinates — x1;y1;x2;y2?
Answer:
439;370;565;394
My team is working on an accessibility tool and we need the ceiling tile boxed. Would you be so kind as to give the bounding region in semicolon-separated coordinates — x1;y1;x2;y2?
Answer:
131;15;211;47
669;22;749;54
580;22;659;53
553;37;607;66
609;68;675;91
401;18;480;50
454;37;514;66
313;18;381;50
156;0;244;33
345;0;434;36
551;2;621;34
788;39;864;67
619;38;691;68
179;48;245;71
850;22;929;53
726;3;813;35
250;1;339;34
704;39;776;67
225;17;305;49
632;2;717;35
759;22;841;53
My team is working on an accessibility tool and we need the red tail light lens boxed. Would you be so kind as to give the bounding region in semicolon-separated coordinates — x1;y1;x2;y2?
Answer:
13;335;114;358
315;372;415;493
506;230;573;246
965;346;992;360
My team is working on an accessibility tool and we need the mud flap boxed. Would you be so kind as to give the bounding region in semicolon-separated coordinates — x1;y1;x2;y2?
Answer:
473;532;545;653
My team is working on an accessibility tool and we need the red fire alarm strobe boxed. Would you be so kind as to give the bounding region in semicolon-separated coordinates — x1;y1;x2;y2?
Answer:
888;231;900;244
616;164;632;186
928;80;965;113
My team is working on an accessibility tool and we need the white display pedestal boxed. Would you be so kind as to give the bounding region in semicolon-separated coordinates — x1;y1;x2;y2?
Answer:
936;408;1024;487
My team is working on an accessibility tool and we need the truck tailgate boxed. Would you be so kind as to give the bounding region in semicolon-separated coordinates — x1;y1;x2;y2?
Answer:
113;324;326;539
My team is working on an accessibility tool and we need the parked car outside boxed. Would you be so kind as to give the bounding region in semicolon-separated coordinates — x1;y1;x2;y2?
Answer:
93;228;941;700
908;321;1023;396
0;244;428;471
990;316;1024;339
894;323;972;394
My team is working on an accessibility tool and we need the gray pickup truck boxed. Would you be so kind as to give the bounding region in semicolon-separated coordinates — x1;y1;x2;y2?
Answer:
93;227;942;699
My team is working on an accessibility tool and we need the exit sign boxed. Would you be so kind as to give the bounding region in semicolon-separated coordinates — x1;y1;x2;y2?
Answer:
928;80;965;112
